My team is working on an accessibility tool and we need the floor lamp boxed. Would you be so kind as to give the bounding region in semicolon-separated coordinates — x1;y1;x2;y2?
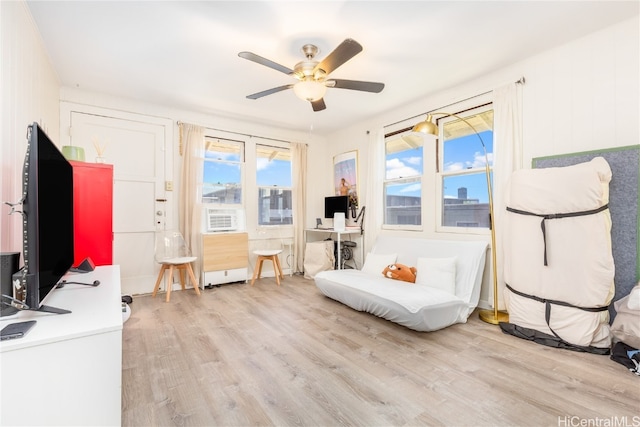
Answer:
402;113;509;324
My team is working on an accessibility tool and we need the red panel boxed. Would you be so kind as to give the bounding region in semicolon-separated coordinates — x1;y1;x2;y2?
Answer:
70;161;113;266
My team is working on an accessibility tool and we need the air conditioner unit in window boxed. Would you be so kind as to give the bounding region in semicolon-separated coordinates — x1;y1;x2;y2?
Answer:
205;208;245;232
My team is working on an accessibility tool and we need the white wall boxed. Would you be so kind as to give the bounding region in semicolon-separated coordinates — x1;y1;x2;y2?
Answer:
322;17;639;307
0;1;60;254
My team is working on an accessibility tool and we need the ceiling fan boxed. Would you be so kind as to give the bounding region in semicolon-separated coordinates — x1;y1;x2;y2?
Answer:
238;38;385;112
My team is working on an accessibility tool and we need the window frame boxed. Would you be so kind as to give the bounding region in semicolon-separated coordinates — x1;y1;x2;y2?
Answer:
435;103;494;235
381;129;424;231
201;136;245;207
256;143;293;227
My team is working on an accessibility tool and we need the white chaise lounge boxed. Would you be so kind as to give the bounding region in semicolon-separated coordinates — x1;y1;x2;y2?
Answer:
314;236;489;332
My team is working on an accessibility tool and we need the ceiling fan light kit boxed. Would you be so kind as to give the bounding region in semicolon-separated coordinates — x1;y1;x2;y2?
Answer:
293;79;327;102
239;38;385;111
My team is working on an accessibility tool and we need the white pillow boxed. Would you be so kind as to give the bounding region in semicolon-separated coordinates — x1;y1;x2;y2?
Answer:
415;257;457;295
361;252;397;275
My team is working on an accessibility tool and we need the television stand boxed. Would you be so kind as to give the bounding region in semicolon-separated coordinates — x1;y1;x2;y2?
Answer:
0;266;122;426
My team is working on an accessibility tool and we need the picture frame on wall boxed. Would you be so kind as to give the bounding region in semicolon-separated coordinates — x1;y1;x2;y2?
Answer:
333;150;358;217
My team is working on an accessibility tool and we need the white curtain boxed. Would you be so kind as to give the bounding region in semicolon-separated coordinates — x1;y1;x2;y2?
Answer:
178;122;205;280
292;142;307;274
363;128;385;256
493;82;523;310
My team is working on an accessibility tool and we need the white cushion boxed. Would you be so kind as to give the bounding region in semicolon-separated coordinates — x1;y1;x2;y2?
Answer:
361;252;397;275
415;257;457;295
255;249;283;257
159;256;197;265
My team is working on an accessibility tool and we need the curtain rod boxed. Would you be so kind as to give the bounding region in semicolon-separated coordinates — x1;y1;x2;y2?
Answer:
177;121;297;145
384;76;525;129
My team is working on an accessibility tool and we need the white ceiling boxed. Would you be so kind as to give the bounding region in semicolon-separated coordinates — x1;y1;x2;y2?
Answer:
27;1;639;135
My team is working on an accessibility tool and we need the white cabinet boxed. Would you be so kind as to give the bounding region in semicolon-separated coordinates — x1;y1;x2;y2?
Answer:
204;268;248;287
202;232;248;287
0;266;122;426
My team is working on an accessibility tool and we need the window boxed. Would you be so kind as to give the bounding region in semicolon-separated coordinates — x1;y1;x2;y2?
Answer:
256;144;292;226
437;105;494;231
383;133;423;226
202;138;244;205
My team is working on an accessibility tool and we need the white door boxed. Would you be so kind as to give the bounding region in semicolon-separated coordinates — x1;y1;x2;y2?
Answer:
68;111;170;295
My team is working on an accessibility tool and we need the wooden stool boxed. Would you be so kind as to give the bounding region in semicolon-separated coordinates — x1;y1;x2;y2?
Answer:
152;256;201;302
251;249;284;286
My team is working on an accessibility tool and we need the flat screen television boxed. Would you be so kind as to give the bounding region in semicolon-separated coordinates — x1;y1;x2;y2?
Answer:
324;195;349;219
18;122;74;314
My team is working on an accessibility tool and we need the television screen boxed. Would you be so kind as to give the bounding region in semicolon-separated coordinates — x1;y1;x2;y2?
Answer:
21;122;74;313
324;195;349;219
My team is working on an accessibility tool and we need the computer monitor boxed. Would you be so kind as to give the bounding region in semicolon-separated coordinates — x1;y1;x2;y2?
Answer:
324;195;349;219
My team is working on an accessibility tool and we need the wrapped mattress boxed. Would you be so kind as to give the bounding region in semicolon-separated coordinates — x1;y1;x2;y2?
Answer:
502;157;614;352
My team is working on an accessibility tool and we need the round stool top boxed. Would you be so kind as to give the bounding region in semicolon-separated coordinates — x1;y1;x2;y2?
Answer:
254;249;283;256
158;256;197;265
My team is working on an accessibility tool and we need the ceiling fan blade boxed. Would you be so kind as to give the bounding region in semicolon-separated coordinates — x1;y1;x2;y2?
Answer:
238;52;294;75
314;38;363;76
311;98;326;112
247;84;294;100
327;79;385;93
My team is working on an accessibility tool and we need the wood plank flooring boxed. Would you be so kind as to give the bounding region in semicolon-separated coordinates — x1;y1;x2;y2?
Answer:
122;274;639;426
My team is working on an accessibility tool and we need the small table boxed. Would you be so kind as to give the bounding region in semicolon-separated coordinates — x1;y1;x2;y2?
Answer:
305;228;363;270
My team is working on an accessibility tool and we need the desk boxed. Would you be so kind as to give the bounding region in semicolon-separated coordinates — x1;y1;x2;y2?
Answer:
305;228;363;269
0;266;122;426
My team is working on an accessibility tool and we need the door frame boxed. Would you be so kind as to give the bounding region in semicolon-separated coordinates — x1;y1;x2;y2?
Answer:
60;102;175;295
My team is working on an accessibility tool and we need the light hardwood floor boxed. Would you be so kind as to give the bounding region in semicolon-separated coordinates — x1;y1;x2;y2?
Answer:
122;275;639;427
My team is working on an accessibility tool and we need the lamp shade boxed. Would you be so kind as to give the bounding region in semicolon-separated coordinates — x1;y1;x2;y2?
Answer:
293;79;327;102
411;114;438;136
401;114;438;145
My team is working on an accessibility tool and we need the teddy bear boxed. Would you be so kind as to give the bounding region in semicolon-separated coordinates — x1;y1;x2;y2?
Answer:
381;263;417;283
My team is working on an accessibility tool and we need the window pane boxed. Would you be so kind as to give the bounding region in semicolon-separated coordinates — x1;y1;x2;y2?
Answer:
439;107;494;230
384;180;421;225
443;130;494;171
258;188;292;225
202;138;243;205
441;173;491;228
256;145;292;225
203;161;242;204
385;135;423;180
441;109;494;168
256;146;291;187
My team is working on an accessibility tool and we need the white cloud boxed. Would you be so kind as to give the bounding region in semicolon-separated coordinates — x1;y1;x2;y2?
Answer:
445;161;465;172
400;183;421;193
404;156;422;166
256;157;270;171
386;158;419;179
471;151;491;168
445;152;492;171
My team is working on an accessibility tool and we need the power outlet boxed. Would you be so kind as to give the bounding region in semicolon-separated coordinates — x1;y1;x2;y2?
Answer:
165;181;173;191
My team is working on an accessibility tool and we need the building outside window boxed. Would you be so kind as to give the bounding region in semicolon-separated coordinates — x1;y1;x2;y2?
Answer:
256;144;292;226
